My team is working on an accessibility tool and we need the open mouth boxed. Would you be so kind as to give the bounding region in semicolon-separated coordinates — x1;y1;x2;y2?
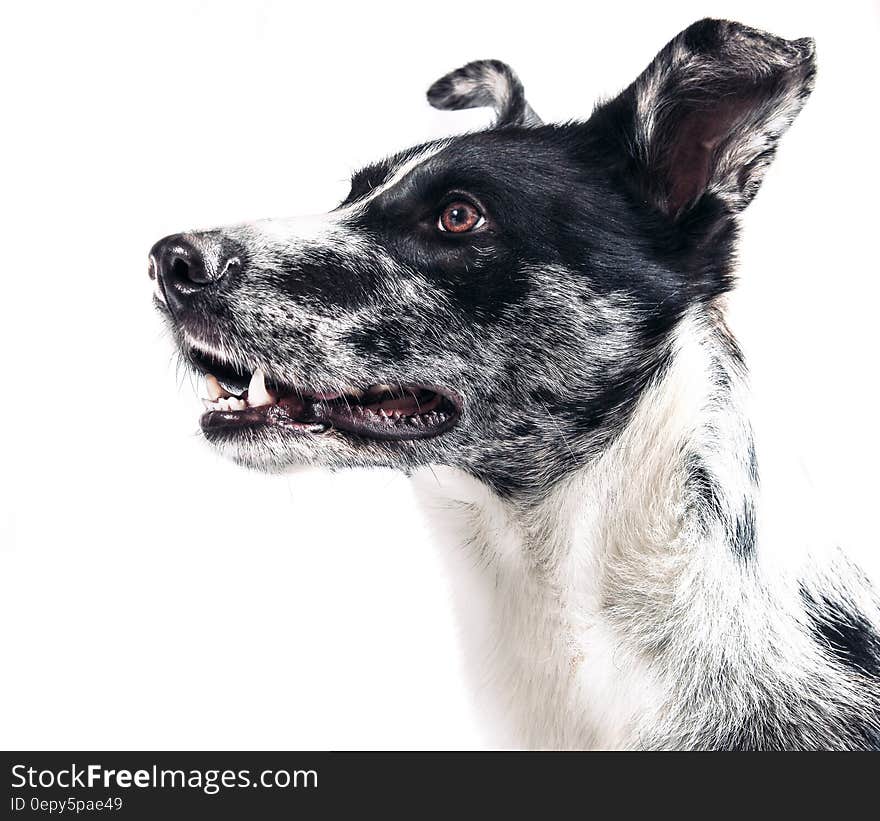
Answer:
189;350;461;441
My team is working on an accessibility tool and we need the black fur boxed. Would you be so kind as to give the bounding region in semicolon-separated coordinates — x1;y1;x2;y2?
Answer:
803;587;880;681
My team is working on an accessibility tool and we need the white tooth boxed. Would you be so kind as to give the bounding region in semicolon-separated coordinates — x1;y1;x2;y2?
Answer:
229;397;246;411
205;374;229;400
247;368;274;407
202;399;217;410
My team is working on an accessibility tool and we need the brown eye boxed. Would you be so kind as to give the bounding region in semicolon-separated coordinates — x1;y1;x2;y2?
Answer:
438;200;485;233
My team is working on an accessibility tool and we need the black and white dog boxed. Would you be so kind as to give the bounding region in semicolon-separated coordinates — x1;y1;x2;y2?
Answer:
150;19;880;749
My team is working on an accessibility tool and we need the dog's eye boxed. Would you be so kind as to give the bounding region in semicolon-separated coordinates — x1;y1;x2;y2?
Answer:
438;201;484;233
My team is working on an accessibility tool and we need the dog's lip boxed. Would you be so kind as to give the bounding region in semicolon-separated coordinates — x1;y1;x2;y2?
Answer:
187;350;462;441
200;400;331;435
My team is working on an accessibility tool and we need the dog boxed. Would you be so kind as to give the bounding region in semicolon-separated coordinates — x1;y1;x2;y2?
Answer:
149;18;880;749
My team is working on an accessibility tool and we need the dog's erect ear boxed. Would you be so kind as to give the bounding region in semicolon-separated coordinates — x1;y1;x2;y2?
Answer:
427;59;542;127
591;19;816;218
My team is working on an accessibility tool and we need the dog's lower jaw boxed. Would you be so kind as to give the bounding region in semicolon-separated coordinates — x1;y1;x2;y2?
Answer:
413;308;880;750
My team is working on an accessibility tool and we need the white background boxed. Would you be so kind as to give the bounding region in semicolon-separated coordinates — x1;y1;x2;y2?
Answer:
2;1;878;750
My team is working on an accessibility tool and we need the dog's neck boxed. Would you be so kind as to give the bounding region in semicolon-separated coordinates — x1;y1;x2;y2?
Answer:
413;306;765;747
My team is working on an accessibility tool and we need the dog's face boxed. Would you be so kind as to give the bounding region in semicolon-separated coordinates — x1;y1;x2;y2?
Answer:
151;20;814;496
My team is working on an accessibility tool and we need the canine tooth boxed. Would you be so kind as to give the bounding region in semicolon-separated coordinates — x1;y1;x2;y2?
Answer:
247;368;274;407
205;374;229;400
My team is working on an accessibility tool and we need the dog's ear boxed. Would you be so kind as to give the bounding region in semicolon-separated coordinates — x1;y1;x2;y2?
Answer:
590;19;815;218
427;59;542;127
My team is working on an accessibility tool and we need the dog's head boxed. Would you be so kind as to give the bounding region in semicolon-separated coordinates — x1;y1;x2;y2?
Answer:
150;19;814;496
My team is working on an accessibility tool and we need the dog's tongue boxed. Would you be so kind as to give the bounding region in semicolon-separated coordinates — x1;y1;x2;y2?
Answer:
365;394;429;414
360;384;441;414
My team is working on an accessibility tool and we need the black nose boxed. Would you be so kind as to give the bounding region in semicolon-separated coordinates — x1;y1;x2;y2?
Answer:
149;233;239;313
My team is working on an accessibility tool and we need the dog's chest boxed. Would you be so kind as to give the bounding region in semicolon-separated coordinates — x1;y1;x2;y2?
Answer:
413;468;662;749
473;516;663;748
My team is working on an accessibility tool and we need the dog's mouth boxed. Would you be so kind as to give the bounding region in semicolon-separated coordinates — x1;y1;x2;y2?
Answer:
188;350;461;441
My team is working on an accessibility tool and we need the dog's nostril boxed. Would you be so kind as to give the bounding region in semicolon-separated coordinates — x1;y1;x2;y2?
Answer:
171;256;192;282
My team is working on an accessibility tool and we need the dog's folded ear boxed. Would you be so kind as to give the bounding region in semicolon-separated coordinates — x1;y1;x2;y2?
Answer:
590;19;816;218
427;59;542;127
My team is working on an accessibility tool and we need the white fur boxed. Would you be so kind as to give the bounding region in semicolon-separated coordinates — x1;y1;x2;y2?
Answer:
413;308;879;749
